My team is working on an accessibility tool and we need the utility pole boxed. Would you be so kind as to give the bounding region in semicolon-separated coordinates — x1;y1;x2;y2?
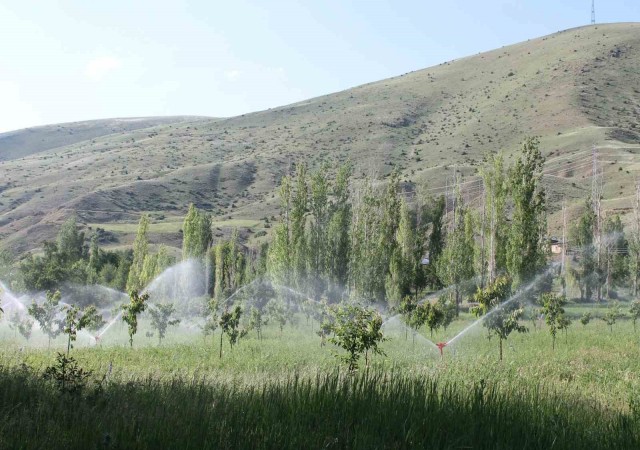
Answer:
591;0;596;25
592;145;603;300
480;187;487;288
561;199;567;297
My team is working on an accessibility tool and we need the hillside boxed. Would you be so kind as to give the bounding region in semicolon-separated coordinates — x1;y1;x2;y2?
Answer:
0;116;207;162
1;23;639;255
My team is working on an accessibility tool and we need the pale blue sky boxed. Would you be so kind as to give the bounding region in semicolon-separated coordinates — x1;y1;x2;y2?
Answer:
0;0;638;132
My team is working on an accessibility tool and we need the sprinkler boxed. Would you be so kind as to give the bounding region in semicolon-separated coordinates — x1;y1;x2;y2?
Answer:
436;342;447;357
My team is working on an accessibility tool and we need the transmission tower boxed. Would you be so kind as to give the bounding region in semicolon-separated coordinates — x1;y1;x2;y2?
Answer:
591;0;596;24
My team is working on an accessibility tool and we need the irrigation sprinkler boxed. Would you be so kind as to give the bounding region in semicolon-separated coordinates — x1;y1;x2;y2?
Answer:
436;342;447;357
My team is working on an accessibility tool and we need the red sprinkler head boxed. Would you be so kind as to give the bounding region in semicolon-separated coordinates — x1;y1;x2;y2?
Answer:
436;342;447;357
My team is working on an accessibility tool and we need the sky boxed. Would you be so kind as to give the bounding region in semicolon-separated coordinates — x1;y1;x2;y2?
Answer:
0;0;639;133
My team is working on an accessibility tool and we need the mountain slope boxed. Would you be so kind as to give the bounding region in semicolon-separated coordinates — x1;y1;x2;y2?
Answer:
1;23;639;255
0;116;208;162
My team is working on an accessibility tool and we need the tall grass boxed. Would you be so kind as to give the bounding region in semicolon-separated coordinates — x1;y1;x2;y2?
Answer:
0;366;637;449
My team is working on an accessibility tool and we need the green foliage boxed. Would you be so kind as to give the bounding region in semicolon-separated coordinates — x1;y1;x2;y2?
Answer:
127;214;150;292
570;198;599;301
213;230;246;301
602;301;623;333
540;293;569;350
480;153;508;282
43;352;92;395
148;303;180;344
580;311;592;327
327;304;386;372
218;305;247;357
8;312;34;340
248;306;265;340
266;298;288;334
28;290;63;346
203;298;219;339
473;276;527;360
182;204;213;259
63;304;103;355
506;137;546;289
437;186;475;314
121;290;149;347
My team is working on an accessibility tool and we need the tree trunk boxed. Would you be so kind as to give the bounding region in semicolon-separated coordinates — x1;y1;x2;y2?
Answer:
499;338;503;361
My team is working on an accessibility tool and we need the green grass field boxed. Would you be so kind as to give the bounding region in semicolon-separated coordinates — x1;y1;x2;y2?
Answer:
1;302;640;449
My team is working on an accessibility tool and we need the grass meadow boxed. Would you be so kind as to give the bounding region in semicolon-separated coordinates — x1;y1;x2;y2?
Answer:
1;303;640;449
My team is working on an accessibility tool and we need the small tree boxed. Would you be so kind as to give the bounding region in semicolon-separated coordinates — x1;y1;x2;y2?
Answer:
28;290;63;347
63;305;103;355
580;311;592;326
602;301;623;333
9;312;34;341
425;303;444;338
218;305;247;358
328;304;386;372
266;298;287;335
398;296;417;340
540;293;568;350
473;276;527;361
248;306;265;340
203;298;219;341
437;295;456;331
630;300;640;332
121;290;149;347
148;303;180;344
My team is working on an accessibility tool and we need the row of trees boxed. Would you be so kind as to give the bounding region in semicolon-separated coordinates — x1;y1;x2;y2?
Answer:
265;138;548;311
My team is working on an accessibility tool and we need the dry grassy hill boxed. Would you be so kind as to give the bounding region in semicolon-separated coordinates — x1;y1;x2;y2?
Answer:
1;23;639;255
0;116;206;162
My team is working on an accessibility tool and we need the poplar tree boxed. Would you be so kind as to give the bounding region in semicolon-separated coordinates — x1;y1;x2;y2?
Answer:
267;175;293;289
182;204;212;259
506;138;547;289
570;199;597;300
127;214;150;292
291;164;309;290
327;164;352;295
437;188;475;314
426;195;446;289
480;153;508;283
385;199;415;304
349;179;384;301
308;165;330;298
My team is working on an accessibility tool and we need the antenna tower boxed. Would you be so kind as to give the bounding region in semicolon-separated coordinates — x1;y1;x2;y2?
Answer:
591;0;596;24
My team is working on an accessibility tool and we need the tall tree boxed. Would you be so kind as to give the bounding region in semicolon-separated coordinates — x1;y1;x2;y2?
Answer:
437;186;475;314
349;179;384;302
425;195;446;289
506;138;547;289
57;216;85;265
291;164;309;290
327;164;352;295
127;214;150;293
385;199;416;304
182;204;212;259
308;164;330;298
569;199;597;301
480;153;508;283
267;175;293;289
